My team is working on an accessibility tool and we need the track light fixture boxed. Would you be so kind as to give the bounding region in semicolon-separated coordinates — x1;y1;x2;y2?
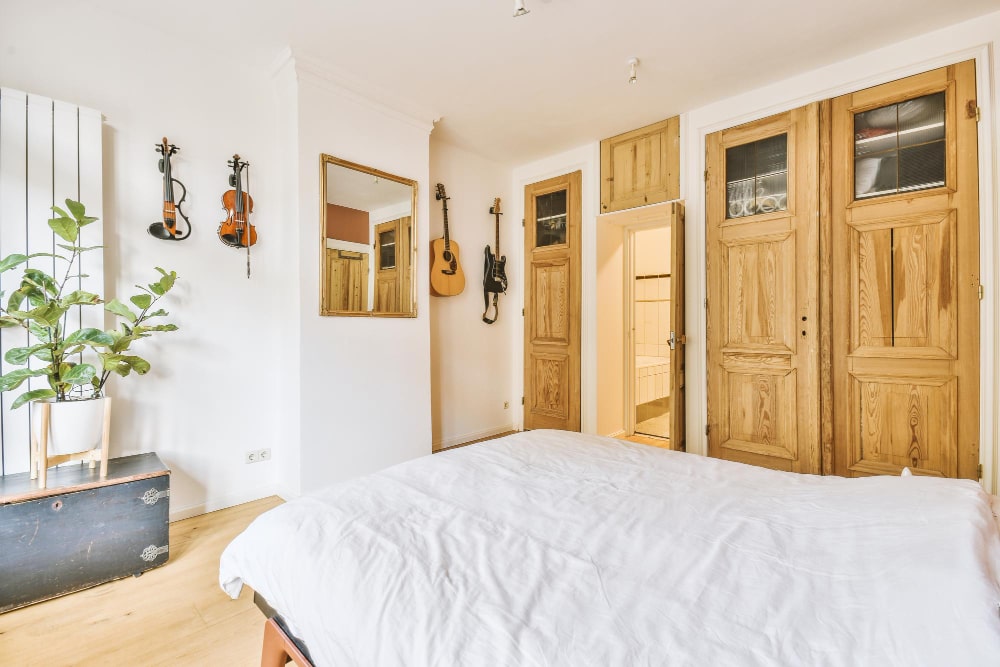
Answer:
513;0;530;17
628;57;639;85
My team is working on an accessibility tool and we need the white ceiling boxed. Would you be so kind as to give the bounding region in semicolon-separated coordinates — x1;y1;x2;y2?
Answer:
103;0;997;165
326;163;412;212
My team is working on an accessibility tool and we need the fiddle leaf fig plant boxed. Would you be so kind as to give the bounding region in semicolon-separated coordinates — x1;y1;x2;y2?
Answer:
0;199;179;409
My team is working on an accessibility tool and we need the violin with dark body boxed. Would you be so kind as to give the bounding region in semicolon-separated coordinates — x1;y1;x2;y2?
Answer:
148;137;192;241
218;155;257;249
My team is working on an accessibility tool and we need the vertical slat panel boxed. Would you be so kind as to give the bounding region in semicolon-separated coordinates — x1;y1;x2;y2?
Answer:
77;107;104;335
0;89;102;475
53;100;81;340
26;95;54;409
0;89;30;475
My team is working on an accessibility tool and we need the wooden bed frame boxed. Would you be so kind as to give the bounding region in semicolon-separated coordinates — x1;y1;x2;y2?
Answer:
254;592;314;667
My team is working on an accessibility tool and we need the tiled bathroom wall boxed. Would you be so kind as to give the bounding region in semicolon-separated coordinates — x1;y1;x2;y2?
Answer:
634;275;671;358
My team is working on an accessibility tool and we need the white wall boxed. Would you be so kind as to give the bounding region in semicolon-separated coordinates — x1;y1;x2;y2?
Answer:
679;11;999;492
292;58;434;493
511;143;600;432
428;139;515;449
0;3;287;518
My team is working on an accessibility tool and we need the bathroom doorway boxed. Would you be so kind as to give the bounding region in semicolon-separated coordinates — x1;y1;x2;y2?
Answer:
631;224;673;440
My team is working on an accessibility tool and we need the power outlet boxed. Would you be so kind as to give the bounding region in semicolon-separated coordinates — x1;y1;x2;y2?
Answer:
245;449;271;464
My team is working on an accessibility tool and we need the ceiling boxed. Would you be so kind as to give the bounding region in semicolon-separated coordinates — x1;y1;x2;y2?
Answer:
326;163;412;213
101;0;997;165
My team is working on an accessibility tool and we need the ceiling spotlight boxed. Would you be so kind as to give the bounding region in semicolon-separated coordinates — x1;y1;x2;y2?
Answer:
513;0;530;17
627;57;639;84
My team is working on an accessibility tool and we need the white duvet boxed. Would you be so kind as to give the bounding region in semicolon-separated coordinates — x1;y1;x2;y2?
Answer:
220;430;1000;666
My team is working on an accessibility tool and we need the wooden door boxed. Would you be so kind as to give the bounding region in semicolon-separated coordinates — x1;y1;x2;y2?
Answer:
831;62;980;479
706;104;821;473
524;171;582;431
397;216;413;313
670;202;686;451
600;117;680;214
324;249;369;312
374;219;399;313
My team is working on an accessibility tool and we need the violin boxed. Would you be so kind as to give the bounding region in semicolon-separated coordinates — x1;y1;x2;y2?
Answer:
218;155;257;249
148;137;192;241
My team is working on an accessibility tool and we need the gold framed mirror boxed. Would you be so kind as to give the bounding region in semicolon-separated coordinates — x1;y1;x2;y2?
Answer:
320;155;417;317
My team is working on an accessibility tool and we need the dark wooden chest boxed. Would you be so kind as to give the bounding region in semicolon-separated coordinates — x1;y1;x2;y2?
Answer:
0;453;170;613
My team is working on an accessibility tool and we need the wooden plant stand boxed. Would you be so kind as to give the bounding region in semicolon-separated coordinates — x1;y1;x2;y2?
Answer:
29;398;112;488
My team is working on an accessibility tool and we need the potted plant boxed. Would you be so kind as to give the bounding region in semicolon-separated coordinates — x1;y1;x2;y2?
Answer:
0;199;179;455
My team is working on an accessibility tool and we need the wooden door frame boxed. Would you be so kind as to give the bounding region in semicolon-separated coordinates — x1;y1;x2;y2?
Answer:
686;47;997;492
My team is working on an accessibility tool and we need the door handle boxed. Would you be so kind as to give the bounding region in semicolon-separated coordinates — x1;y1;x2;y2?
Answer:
668;331;676;350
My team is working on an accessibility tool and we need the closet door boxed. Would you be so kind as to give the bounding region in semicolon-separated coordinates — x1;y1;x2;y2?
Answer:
706;104;821;473
831;62;980;479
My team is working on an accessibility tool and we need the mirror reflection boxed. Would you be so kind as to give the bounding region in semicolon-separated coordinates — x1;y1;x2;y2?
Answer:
321;155;416;316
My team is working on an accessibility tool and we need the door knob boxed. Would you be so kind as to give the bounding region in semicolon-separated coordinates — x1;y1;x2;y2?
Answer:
668;331;676;350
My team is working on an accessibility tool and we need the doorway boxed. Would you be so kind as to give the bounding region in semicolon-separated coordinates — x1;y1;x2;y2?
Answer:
631;225;673;440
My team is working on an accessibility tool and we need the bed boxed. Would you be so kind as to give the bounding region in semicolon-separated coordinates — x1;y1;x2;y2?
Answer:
220;430;1000;666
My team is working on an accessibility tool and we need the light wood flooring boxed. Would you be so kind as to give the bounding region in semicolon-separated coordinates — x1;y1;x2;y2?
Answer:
0;495;283;666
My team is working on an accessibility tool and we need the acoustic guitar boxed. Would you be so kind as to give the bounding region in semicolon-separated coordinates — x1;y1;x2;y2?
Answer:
430;183;466;296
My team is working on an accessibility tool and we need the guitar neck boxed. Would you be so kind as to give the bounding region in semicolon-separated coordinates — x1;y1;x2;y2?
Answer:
442;203;451;250
495;212;500;256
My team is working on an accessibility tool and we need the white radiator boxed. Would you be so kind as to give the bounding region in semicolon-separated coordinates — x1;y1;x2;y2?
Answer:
0;88;104;475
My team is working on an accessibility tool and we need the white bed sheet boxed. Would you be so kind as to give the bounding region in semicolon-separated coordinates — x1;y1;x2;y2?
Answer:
220;430;1000;666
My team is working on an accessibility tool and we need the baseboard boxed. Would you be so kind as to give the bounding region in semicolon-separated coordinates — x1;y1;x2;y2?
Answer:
168;483;283;522
605;429;626;438
433;424;516;452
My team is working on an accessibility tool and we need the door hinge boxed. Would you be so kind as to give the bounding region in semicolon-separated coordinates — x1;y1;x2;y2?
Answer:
522;218;525;227
979;283;984;301
704;298;708;309
704;169;709;183
705;424;710;436
966;100;981;122
522;308;525;316
978;463;983;480
521;396;524;405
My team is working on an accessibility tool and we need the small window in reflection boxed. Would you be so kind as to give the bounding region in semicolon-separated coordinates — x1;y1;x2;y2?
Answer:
379;229;396;270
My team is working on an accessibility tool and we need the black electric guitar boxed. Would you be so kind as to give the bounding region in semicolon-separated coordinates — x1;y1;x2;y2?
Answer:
482;197;507;324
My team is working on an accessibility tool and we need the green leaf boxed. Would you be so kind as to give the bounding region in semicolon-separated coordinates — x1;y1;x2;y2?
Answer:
65;328;115;346
79;216;99;227
4;343;50;365
57;243;103;253
0;368;48;392
28;302;67;328
61;363;96;385
48;216;79;243
121;355;151;375
51;205;70;219
130;294;152;310
105;298;137;323
0;316;23;329
158;272;177;293
0;253;29;272
148;282;165;296
7;288;27;311
65;199;85;220
60;290;101;307
145;309;168;318
11;388;56;410
28;323;51;343
145;324;178;332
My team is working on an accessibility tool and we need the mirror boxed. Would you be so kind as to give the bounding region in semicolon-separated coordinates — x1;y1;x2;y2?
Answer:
320;155;417;317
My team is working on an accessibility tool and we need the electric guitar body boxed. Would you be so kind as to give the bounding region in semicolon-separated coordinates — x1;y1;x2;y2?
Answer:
430;183;466;296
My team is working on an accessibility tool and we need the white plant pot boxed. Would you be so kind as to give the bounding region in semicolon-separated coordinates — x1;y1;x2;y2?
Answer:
31;397;108;455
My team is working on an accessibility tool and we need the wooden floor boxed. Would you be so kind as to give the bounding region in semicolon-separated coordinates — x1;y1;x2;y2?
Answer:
621;433;672;449
0;496;283;666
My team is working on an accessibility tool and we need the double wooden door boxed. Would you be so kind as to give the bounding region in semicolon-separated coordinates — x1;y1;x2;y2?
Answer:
707;62;980;480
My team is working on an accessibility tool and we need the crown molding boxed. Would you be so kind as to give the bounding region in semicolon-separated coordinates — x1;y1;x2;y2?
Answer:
269;47;439;134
